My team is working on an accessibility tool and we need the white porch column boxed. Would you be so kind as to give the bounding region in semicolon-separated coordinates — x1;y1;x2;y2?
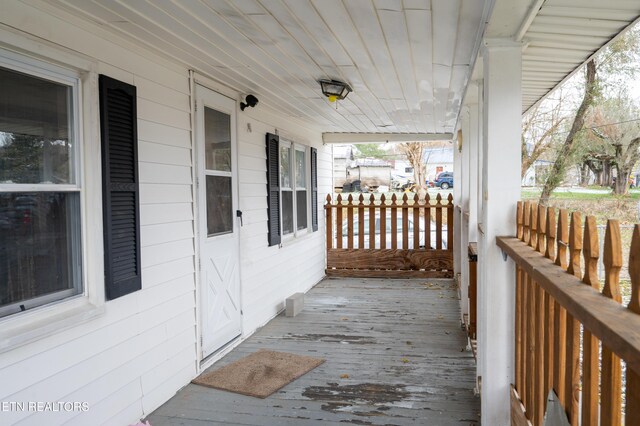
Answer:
459;107;470;321
478;39;521;425
453;127;462;281
475;79;485;376
467;83;479;244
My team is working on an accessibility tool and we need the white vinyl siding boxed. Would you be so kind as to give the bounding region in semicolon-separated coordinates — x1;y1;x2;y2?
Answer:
0;3;196;425
0;2;330;425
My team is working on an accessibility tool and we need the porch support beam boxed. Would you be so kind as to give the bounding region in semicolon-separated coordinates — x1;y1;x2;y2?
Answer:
322;132;453;144
478;38;522;426
459;106;471;321
453;128;462;282
461;83;480;325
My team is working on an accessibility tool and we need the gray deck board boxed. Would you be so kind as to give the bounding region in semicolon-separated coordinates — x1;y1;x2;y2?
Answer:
146;278;479;425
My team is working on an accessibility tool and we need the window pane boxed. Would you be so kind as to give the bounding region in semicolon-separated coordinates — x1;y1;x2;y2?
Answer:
282;191;293;235
280;146;290;188
206;175;233;236
204;107;231;172
295;149;305;188
0;192;81;317
0;66;74;184
296;190;307;230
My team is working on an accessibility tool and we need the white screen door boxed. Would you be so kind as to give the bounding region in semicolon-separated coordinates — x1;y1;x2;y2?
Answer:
196;85;241;358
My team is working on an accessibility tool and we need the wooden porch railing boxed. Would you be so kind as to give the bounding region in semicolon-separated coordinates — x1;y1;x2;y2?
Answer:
325;193;454;278
496;201;640;426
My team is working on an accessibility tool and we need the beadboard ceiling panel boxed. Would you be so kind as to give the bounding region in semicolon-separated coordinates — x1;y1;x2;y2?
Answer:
520;0;640;112
45;0;491;134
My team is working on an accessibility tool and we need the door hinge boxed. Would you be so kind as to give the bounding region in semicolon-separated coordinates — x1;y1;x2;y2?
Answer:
194;100;197;112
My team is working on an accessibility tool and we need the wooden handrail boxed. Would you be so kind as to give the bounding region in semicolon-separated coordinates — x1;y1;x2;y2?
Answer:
497;236;640;375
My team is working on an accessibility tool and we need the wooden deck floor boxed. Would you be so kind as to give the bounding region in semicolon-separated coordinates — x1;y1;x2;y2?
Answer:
147;278;479;426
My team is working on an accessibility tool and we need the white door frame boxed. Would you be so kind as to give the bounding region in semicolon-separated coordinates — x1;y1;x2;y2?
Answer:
193;83;243;364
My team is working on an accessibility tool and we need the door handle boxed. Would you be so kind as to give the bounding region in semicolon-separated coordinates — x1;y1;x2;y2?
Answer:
236;210;243;226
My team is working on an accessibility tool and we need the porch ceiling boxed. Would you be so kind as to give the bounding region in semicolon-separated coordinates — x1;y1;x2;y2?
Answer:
41;0;491;134
506;0;640;113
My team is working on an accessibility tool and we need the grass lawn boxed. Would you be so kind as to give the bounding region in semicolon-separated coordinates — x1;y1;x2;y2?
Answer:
522;187;640;201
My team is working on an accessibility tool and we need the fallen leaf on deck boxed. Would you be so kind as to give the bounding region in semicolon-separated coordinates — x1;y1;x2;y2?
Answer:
340;373;350;379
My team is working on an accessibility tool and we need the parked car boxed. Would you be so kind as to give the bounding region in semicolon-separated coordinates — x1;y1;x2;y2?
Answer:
434;172;453;189
338;216;447;249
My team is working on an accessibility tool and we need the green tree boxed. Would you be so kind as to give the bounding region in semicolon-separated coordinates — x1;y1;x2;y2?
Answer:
354;143;386;159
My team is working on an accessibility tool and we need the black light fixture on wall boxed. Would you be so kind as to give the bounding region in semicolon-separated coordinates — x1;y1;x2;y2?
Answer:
240;94;259;111
318;79;352;102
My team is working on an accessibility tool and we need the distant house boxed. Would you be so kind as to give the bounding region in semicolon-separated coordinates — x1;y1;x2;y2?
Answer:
423;147;454;181
522;159;583;187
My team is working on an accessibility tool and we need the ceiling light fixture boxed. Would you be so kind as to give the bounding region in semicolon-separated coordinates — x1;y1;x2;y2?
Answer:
319;79;352;102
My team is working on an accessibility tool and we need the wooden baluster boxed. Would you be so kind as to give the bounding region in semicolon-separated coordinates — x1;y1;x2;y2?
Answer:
447;193;454;250
534;205;546;423
436;193;443;250
516;261;523;395
625;225;640;426
424;193;431;249
380;194;387;249
534;276;545;425
369;194;376;249
530;202;538;249
521;201;531;405
413;194;420;249
391;194;398;249
537;205;546;254
553;209;568;406
517;201;524;239
347;194;354;249
358;194;365;249
601;219;622;426
555;209;569;270
402;193;409;250
526;201;536;422
543;207;555;411
567;212;582;278
564;211;582;425
515;204;524;395
526;254;536;419
546;207;556;261
326;195;333;250
336;194;343;249
523;201;531;244
581;216;600;426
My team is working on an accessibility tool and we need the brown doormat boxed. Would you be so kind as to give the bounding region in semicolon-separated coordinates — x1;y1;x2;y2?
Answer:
191;349;325;398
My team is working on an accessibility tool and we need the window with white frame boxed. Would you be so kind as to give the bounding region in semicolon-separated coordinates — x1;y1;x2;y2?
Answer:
0;51;83;318
279;140;308;236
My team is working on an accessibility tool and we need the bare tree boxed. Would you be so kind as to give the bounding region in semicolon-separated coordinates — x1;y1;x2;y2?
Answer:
521;97;565;179
589;96;640;194
540;60;598;205
397;142;427;199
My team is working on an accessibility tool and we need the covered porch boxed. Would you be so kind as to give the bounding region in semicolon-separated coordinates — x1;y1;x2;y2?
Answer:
147;277;478;425
1;0;640;425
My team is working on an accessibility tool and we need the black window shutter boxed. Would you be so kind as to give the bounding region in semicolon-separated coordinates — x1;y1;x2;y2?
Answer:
99;75;142;300
266;133;281;246
311;147;318;232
